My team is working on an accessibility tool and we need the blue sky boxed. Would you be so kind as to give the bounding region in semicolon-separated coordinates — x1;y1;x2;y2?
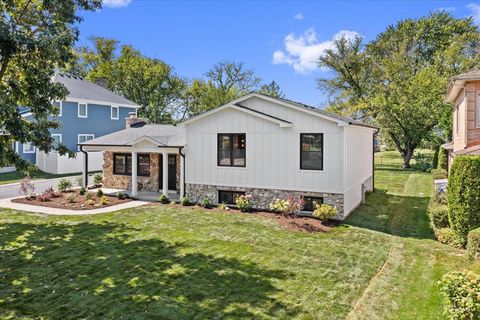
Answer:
78;0;480;107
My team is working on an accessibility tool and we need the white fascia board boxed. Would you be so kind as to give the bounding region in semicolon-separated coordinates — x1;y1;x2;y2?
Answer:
65;98;140;109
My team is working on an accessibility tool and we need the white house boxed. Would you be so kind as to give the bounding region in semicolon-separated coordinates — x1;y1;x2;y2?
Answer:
80;93;377;219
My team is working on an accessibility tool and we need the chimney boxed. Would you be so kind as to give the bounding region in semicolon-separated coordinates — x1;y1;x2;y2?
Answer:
96;77;108;88
125;112;148;128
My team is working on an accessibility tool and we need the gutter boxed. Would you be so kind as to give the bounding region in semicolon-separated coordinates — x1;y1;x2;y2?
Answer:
179;146;186;198
372;127;380;191
79;145;88;187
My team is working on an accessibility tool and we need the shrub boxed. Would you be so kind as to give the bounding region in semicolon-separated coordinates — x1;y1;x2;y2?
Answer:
269;195;304;218
235;193;253;212
79;187;86;196
43;187;56;198
93;173;103;186
57;178;72;192
447;156;480;245
435;228;463;247
431;168;448;180
18;177;35;198
432;146;440;169
75;176;83;187
218;202;228;210
36;192;52;202
180;196;190;206
431;191;448;205
85;199;95;206
439;271;480;319
100;196;109;205
312;203;337;221
428;204;449;229
64;194;75;203
85;192;94;200
159;194;170;204
96;189;104;197
438;148;448;170
468;228;480;259
116;191;127;199
200;198;211;209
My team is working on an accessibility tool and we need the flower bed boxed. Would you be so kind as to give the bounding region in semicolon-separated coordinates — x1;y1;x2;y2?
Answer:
12;189;131;210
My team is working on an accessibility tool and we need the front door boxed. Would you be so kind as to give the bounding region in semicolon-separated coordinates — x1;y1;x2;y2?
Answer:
159;154;177;191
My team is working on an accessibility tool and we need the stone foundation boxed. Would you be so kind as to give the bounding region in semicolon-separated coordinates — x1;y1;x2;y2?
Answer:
186;183;345;219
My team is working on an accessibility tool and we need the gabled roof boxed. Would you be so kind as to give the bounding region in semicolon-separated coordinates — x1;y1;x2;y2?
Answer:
446;69;480;103
182;92;377;129
54;72;140;108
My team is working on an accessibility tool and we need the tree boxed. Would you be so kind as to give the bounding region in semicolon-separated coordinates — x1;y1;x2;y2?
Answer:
318;12;480;168
0;0;101;170
80;36;119;83
259;81;284;98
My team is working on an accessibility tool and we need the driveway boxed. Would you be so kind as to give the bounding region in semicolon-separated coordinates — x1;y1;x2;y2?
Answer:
0;175;93;200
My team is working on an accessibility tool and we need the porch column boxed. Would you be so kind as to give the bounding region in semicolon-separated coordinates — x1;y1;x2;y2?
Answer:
131;151;138;197
162;152;168;196
179;153;185;199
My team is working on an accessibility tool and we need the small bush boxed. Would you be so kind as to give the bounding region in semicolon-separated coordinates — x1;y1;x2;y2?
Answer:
75;176;83;187
37;192;52;202
18;177;35;198
435;228;462;247
64;194;75;203
100;196;109;205
116;191;127;199
447;156;480;245
57;178;72;192
468;228;480;259
218;203;228;210
200;198;211;209
235;193;253;212
428;204;449;229
79;187;86;196
85;192;94;200
43;187;56;198
269;195;305;218
96;189;104;197
93;173;103;186
431;190;448;205
312;203;337;221
159;194;170;204
180;196;190;206
85;199;95;206
439;271;480;319
438;148;448;170
431;168;448;180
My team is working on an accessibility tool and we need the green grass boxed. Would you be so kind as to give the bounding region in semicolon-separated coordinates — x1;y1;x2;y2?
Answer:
0;151;479;319
0;170;81;185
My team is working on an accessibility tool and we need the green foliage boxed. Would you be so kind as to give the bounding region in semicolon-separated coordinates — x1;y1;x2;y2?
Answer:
440;271;480;319
116;191;127;199
159;194;170;204
428;203;449;229
96;189;104;197
447;156;480;245
200;198;212;209
235;194;253;212
64;194;76;203
432;146;440;169
180;196;190;206
75;176;84;187
218;203;228;210
413;152;431;172
259;81;284;98
432;169;448;180
435;228;461;247
269;195;304;218
467;228;480;259
57;179;72;192
93;173;103;186
312;203;338;221
100;196;109;206
85;193;94;200
85;199;95;206
79;187;86;196
438;148;448;170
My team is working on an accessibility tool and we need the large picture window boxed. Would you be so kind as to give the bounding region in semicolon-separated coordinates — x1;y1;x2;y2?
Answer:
300;133;323;170
113;153;150;176
218;134;246;167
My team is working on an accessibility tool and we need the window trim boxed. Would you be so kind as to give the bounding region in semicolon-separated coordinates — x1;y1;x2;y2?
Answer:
137;153;151;177
218;190;246;205
111;105;119;120
78;103;88;118
217;133;246;168
113;153;150;177
78;134;95;151
300;133;324;171
22;142;35;154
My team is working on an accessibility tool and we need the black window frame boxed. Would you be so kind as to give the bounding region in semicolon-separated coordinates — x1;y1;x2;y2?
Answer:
113;153;150;177
217;133;246;167
218;190;246;205
303;196;324;212
300;133;324;171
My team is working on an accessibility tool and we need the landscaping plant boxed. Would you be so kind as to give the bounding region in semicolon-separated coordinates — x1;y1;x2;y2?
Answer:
201;198;212;209
96;189;104;197
57;178;72;192
180;196;190;206
85;199;95;206
93;173;103;186
438;148;448;170
75;176;83;187
64;194;75;203
18;177;35;198
159;194;170;204
269;195;304;218
235;193;253;212
218;203;228;210
116;191;127;199
100;196;109;205
440;271;480;319
431;169;448;180
312;203;337;221
79;187;87;196
447;156;480;245
432;146;439;169
85;192;94;200
467;228;480;259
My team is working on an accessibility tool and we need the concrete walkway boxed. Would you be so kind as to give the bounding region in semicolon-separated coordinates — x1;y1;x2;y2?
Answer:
0;196;150;215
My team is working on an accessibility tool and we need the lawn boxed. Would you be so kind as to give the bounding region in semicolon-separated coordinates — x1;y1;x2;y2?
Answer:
0;170;80;185
0;151;479;319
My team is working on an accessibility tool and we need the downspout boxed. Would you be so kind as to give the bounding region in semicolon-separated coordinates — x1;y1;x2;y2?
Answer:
79;145;88;187
372;127;380;192
179;146;185;197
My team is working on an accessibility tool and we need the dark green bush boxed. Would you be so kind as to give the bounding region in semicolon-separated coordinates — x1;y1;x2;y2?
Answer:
432;146;439;169
79;187;86;195
159;194;170;204
447;156;480;245
428;204;449;229
440;271;480;319
96;189;104;197
431;191;448;205
438;148;448;170
180;196;190;206
431;168;447;180
57;178;72;192
201;198;212;209
468;228;480;259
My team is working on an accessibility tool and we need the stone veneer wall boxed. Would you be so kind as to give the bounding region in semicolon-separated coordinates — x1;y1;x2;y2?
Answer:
186;183;345;219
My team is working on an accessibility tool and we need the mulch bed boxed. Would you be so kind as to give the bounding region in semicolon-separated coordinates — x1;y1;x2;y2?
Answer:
147;202;333;233
12;190;131;211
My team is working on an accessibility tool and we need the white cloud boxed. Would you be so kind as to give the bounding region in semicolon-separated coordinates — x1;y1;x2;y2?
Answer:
103;0;132;8
436;7;456;12
272;28;360;73
468;3;480;24
294;13;304;20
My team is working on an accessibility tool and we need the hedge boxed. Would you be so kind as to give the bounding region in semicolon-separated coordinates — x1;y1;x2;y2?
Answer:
431;169;447;180
447;156;480;245
468;228;480;259
438;148;448;170
440;271;480;319
428;204;449;229
432;146;439;169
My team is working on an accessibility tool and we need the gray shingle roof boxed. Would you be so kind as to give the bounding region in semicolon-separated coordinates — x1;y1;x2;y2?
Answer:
79;124;185;147
55;73;140;107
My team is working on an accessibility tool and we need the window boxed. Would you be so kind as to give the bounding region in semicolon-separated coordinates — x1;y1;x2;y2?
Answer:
52;101;62;116
23;142;35;153
78;134;94;151
113;153;150;177
78;103;88;118
300;133;323;170
51;134;62;151
218;190;245;205
303;196;324;212
218;134;246;167
111;106;119;120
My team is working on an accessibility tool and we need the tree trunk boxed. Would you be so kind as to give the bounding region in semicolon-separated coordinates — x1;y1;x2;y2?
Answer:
401;147;414;169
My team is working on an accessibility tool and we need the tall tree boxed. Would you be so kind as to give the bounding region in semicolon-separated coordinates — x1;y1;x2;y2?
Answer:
318;12;480;168
0;0;101;170
259;81;285;98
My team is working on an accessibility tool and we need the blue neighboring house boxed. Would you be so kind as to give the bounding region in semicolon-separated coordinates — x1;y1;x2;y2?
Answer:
17;72;140;174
